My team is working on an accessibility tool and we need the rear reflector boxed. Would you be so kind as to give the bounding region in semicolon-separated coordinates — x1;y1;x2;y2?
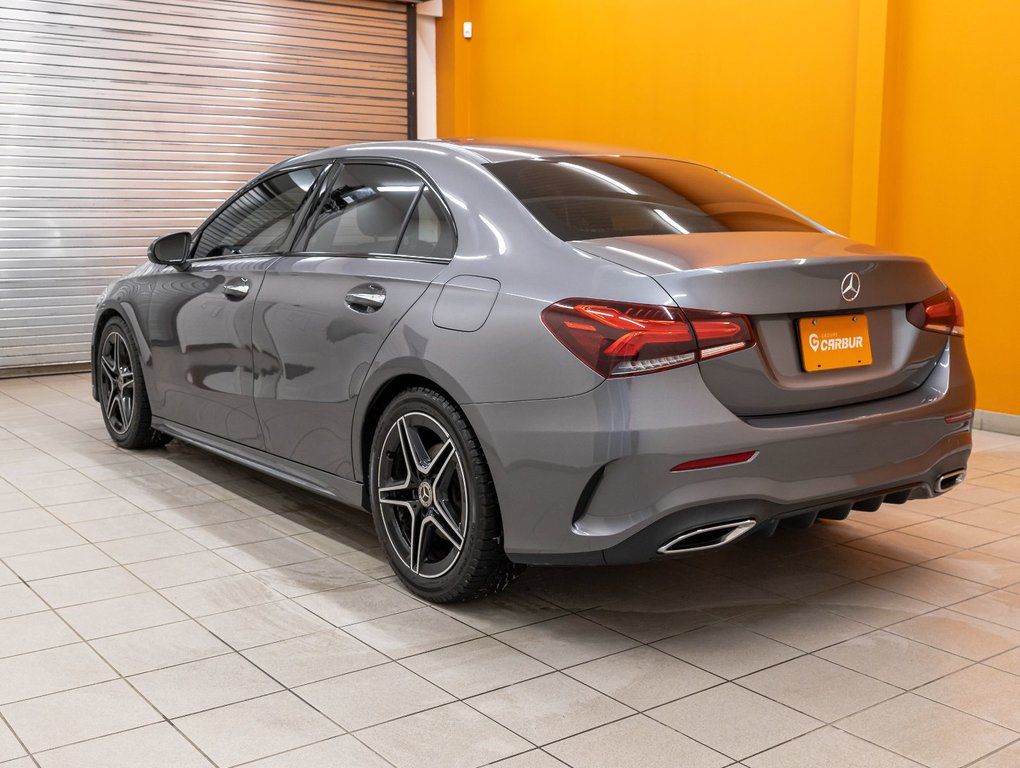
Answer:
542;298;754;377
944;411;973;424
671;451;757;472
907;288;964;336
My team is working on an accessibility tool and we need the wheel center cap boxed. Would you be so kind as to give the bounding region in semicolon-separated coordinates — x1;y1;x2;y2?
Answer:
418;480;434;508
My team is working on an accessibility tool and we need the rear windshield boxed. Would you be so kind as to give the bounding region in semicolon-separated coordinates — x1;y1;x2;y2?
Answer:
485;156;820;241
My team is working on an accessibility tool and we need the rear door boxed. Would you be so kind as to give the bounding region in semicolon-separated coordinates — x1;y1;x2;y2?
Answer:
253;160;455;477
147;164;326;447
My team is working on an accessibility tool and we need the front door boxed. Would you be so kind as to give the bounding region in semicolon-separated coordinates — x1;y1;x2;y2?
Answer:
146;164;327;447
253;161;456;477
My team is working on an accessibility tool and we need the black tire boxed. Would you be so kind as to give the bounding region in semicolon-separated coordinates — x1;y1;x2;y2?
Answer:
368;386;521;602
96;317;171;450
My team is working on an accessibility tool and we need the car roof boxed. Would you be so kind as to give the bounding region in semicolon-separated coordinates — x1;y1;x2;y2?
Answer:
264;137;679;176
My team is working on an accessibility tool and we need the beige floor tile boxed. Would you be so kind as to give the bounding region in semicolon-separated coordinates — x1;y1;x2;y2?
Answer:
346;606;481;658
130;652;282;718
243;628;386;688
251;558;370;598
487;751;567;768
647;683;819;761
126;550;241;589
497;615;637;669
734;603;872;652
3;544;115;581
403;636;552;698
296;662;453;730
160;573;282;617
579;604;714;643
243;734;391;768
744;726;921;768
546;714;729;768
787;544;906;580
839;693;1015;768
740;654;900;721
0;643;116;705
58;590;185;639
864;565;991;604
71;512;172;544
27;482;116;508
803;582;932;627
6;469;90;493
565;645;721;711
918;664;1020;730
32;722;213;768
91;619;230;676
0;583;47;620
469;673;632;746
949;507;1020;534
100;475;217;512
438;592;567;634
30;566;148;608
847;530;960;564
359;701;530;768
924;550;1020;587
653;622;800;679
0;612;78;660
42;497;142;526
295;581;421;627
0;679;160;753
0;526;86;559
985;646;1020;676
182;518;284;549
0;561;16;586
977;536;1020;563
952;589;1020;631
0;719;26;763
0;492;40;516
214;538;323;572
968;741;1020;768
818;629;971;689
151;500;251;530
198;600;329;650
97;530;206;565
887;608;1020;660
174;691;342;767
899;518;1005;548
0;508;59;535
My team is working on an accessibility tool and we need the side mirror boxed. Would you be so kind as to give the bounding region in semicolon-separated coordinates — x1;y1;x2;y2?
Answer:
148;232;192;268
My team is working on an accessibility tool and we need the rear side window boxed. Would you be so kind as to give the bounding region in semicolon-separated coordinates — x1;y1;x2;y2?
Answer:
304;163;454;260
193;166;324;259
486;156;821;241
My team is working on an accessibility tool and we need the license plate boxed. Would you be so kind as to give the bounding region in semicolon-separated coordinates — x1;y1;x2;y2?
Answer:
798;314;872;372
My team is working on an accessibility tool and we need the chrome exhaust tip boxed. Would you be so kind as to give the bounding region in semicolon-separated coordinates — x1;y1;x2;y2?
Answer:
658;519;757;555
935;469;966;494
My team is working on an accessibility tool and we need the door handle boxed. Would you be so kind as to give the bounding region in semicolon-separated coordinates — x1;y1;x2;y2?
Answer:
223;277;250;300
345;284;386;313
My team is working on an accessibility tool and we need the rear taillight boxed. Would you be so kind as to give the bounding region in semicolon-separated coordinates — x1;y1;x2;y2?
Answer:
906;288;964;336
541;298;754;378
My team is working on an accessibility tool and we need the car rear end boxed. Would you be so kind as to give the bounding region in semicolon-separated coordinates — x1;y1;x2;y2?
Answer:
471;154;975;564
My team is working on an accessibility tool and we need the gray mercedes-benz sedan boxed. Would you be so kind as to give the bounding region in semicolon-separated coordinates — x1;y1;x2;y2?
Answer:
91;139;975;601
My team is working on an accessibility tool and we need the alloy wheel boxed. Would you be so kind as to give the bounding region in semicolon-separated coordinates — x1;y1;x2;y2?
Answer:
377;412;468;579
98;330;135;435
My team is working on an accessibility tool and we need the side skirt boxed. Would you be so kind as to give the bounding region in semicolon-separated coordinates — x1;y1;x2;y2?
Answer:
152;418;366;510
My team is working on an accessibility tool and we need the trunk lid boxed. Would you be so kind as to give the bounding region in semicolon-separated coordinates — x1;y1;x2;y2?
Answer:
573;232;949;416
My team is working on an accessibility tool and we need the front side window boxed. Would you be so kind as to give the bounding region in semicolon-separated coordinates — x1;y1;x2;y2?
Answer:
304;163;454;259
193;165;324;259
486;156;821;241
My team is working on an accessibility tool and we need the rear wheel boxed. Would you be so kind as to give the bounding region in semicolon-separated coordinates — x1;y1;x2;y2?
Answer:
369;387;520;602
97;318;170;449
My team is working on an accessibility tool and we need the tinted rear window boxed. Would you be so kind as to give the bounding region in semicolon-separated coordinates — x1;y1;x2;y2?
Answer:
486;156;820;240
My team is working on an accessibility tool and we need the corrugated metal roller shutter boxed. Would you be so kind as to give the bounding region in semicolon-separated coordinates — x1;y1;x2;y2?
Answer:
0;0;413;371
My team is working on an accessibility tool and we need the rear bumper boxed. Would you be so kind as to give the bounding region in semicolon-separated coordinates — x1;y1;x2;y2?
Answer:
464;338;975;565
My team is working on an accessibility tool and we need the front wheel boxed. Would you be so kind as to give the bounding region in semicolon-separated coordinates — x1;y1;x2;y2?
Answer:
96;318;170;449
369;387;520;602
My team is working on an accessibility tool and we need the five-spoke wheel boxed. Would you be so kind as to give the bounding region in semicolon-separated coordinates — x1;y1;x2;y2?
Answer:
98;330;135;435
369;387;520;602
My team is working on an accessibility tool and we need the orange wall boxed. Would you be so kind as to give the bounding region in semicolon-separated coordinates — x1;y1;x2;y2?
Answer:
437;0;1020;415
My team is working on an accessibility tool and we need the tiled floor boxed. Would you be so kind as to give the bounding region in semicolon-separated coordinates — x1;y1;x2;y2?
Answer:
1;374;1019;767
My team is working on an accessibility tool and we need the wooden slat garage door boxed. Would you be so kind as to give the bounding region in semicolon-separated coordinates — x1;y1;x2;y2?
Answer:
0;0;412;370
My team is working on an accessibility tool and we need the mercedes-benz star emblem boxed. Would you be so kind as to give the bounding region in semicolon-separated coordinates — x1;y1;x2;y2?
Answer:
841;272;861;302
418;480;434;508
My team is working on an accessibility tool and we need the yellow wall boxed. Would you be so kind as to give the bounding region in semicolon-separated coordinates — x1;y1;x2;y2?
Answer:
437;0;1020;415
